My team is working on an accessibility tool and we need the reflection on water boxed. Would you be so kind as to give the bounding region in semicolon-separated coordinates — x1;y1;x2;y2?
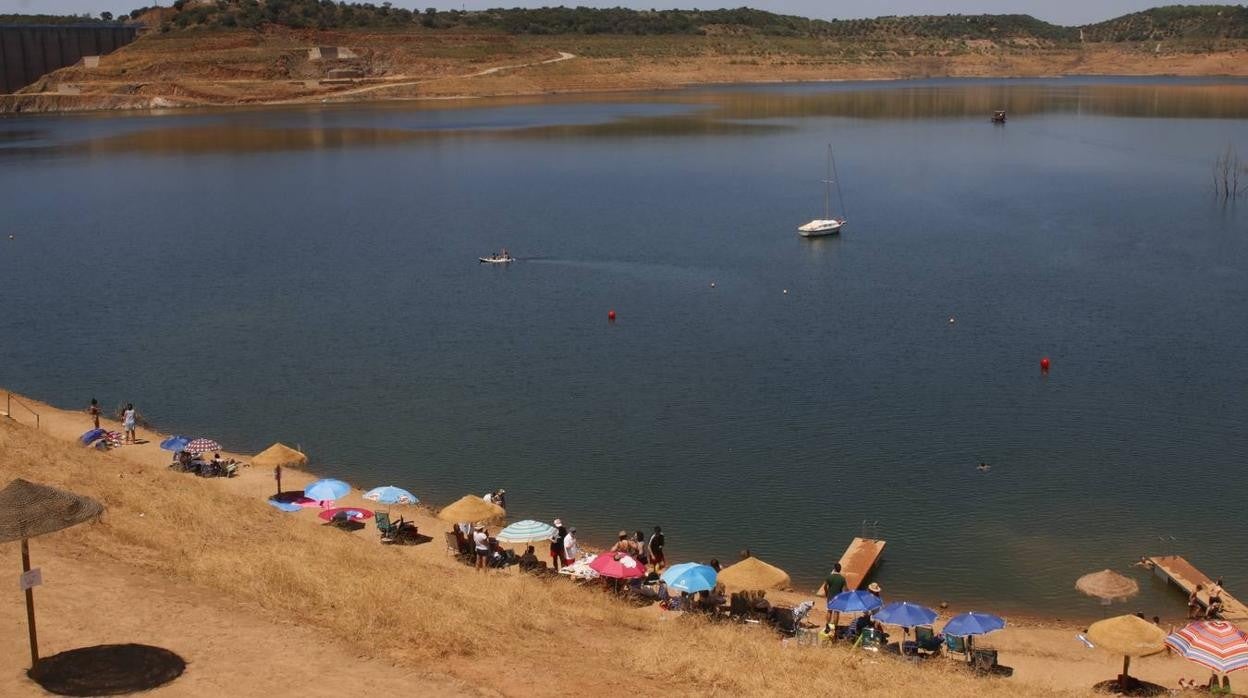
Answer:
1;78;1246;157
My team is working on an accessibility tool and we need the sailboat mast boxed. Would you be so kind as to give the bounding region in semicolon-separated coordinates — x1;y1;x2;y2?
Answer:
829;146;847;221
824;144;831;220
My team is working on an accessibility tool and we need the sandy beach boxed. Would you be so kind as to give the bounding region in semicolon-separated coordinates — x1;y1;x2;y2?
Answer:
0;387;1233;696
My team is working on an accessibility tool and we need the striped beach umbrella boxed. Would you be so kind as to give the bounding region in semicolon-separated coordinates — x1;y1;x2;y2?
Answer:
496;519;556;543
185;438;221;455
1166;621;1248;675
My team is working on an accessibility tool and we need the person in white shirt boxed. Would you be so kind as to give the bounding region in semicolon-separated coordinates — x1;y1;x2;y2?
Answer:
473;526;490;571
563;527;580;561
482;492;495;504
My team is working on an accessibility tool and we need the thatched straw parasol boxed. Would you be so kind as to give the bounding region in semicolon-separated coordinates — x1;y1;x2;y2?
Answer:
717;556;792;592
252;443;307;469
1076;569;1140;603
0;479;104;667
1087;614;1167;687
436;495;505;524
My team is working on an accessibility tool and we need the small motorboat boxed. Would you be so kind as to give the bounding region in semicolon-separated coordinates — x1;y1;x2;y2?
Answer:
991;109;1007;123
480;249;514;264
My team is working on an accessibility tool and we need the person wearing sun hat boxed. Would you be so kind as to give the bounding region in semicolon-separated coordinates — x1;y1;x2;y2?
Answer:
549;518;567;571
867;582;883;605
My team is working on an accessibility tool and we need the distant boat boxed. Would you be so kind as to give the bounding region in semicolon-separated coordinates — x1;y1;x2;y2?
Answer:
991;109;1007;123
479;249;514;264
798;144;847;237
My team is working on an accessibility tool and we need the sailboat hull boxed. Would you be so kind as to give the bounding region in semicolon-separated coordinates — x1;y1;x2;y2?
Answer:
797;219;844;237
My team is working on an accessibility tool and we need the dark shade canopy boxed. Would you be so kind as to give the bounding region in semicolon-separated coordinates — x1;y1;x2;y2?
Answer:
0;479;104;543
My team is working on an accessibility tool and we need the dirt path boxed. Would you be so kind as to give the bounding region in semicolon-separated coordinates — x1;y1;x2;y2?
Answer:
301;50;576;102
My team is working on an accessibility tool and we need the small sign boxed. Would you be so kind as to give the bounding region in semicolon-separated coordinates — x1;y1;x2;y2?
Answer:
19;568;42;591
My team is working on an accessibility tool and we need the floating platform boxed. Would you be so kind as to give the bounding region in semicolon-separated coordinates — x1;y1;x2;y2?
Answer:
1147;555;1248;621
839;537;886;591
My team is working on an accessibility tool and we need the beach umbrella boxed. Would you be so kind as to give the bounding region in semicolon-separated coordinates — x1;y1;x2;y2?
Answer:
159;436;190;452
252;443;307;469
185;438;221;455
1076;569;1140;604
496;520;556;544
875;601;938;628
943;612;1007;637
436;495;505;524
827;589;883;614
588;551;648;579
0;479;104;668
303;479;350;502
661;563;718;594
362;486;419;506
1166;621;1248;675
717;556;792;591
317;507;374;522
1087;614;1167;687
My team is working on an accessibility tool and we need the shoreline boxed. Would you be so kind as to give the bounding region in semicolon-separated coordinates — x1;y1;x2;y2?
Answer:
0;386;1162;630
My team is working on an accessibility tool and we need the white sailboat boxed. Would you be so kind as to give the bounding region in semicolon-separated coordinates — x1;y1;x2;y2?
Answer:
798;144;847;237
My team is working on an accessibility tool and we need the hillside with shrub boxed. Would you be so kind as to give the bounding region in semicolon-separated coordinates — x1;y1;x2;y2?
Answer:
136;2;1248;42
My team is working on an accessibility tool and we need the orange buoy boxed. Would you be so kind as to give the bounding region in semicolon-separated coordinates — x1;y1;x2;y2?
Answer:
608;310;616;321
1040;357;1050;372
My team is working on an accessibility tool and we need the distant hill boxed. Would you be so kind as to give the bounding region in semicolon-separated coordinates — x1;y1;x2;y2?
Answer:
6;3;1248;42
1081;5;1248;41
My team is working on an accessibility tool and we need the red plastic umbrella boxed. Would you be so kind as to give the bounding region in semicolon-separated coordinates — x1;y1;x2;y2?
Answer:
589;551;648;579
317;507;374;522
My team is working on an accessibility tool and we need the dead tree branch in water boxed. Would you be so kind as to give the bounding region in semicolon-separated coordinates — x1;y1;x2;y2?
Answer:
1214;145;1243;200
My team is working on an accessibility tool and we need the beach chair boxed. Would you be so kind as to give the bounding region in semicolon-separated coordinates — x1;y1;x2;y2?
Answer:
857;628;884;652
443;531;459;556
375;512;418;544
970;649;999;673
945;634;969;659
914;626;943;655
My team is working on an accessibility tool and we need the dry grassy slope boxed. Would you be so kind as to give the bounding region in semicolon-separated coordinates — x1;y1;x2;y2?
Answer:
0;418;1072;697
4;27;1246;112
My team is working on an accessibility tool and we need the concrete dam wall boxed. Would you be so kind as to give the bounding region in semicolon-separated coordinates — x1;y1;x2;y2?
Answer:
1;24;138;94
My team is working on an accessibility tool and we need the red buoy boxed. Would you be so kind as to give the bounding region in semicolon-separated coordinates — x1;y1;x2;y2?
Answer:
608;310;616;321
1040;357;1050;372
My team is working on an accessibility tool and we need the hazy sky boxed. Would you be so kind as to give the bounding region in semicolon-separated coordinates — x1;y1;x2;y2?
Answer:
0;1;1190;27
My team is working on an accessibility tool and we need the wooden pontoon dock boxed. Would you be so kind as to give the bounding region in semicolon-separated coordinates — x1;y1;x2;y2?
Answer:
1147;555;1248;621
839;537;886;591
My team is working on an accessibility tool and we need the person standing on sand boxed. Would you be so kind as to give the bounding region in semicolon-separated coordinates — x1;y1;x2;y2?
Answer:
550;519;566;571
634;531;649;567
88;398;101;428
121;403;137;444
563;527;580;563
822;563;847;628
473;525;490;572
649;526;666;572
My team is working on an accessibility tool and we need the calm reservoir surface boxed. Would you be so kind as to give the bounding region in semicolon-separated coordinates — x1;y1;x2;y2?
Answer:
3;77;1247;618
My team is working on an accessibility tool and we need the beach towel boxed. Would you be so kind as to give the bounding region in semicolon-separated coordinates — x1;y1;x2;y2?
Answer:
267;500;302;512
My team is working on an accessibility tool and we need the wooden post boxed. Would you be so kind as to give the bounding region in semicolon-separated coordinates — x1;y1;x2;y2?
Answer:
274;465;282;497
21;538;38;667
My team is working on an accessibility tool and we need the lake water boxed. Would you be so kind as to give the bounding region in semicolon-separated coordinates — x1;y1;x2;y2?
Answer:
2;77;1247;619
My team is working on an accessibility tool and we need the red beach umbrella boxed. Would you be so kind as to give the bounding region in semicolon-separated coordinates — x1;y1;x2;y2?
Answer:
317;507;374;522
588;551;648;579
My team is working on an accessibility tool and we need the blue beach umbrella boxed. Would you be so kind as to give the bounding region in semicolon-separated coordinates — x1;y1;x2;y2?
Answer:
80;428;107;446
496;520;557;544
303;479;350;502
943;611;1006;637
362;486;419;505
661;563;718;594
159;435;191;452
875;601;939;628
827;590;884;614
